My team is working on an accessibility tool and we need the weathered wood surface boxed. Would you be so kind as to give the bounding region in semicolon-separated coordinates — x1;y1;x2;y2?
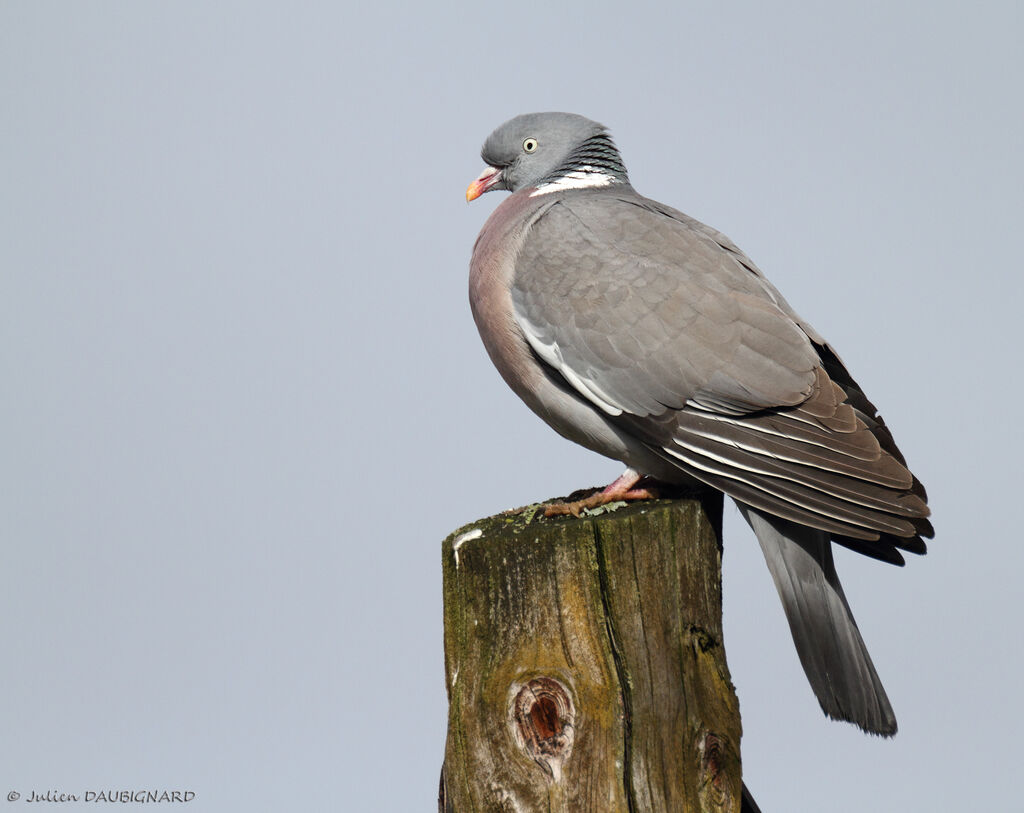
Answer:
439;491;742;812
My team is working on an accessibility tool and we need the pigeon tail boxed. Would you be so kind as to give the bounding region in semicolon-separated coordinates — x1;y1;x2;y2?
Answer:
736;503;898;736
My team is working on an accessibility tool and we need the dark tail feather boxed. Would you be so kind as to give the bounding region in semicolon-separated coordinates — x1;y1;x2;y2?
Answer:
736;502;898;736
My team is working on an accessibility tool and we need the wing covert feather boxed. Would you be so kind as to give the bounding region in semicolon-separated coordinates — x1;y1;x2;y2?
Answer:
508;189;930;555
511;193;820;418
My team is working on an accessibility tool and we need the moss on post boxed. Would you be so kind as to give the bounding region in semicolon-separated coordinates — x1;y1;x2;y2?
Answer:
439;491;742;812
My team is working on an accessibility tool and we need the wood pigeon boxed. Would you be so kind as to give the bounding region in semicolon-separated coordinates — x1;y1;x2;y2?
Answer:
466;112;931;736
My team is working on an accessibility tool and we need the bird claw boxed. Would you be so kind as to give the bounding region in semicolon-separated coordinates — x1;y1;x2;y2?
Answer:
543;486;658;518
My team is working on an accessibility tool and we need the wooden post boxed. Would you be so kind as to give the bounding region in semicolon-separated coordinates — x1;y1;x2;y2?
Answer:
439;491;743;812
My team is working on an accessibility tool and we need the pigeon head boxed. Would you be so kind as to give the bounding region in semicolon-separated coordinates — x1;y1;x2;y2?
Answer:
466;112;629;201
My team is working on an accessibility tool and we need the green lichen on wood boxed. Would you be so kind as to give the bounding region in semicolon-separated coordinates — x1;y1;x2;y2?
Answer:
440;493;741;813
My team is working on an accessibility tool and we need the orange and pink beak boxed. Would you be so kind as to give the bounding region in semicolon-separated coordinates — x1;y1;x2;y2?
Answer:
466;166;504;201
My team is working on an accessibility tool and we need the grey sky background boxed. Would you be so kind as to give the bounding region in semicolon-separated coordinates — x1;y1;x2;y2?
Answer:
2;2;1020;811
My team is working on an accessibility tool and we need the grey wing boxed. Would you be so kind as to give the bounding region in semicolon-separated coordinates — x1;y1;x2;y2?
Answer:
512;193;931;557
512;194;821;418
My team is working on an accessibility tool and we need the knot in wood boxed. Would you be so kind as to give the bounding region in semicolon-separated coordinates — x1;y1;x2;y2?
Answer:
699;731;729;805
508;677;575;782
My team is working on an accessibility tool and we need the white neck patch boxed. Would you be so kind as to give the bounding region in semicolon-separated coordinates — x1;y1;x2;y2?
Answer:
529;166;619;197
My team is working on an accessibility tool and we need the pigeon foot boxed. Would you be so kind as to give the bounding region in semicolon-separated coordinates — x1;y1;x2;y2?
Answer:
544;468;658;517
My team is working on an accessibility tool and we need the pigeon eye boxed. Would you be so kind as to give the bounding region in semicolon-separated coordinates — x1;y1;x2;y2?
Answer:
523;138;538;153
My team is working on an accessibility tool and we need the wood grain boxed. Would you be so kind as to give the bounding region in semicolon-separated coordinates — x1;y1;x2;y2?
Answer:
440;492;741;812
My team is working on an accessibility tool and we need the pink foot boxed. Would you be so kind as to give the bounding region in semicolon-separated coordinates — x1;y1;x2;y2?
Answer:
544;469;659;517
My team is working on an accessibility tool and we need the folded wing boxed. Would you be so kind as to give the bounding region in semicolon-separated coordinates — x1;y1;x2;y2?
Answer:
511;192;932;562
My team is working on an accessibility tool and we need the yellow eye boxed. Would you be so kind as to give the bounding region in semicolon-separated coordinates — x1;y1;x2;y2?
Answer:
523;138;538;153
